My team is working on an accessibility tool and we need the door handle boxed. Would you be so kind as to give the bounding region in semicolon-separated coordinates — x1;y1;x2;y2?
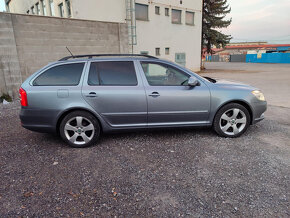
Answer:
149;92;160;97
86;92;98;98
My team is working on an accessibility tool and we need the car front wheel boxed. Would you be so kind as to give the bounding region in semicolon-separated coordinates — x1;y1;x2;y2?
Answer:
213;103;250;138
59;111;100;148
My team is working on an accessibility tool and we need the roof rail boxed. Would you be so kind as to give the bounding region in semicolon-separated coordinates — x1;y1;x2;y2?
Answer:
58;54;158;61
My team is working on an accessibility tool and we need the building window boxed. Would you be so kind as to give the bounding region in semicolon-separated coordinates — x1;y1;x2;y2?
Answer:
165;48;170;55
140;51;149;55
35;3;40;15
155;6;160;15
65;0;71;17
186;11;195;25
165;8;169;16
135;3;148;21
40;0;47;16
49;0;55;16
31;6;35;14
58;3;64;17
172;9;182;24
155;48;160;56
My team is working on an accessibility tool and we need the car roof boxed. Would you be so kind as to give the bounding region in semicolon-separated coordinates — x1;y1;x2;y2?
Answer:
58;54;158;62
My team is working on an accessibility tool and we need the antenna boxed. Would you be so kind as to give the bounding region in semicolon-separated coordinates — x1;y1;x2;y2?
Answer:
66;46;74;57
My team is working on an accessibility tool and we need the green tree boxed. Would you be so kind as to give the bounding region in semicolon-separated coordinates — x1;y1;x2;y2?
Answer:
202;0;232;54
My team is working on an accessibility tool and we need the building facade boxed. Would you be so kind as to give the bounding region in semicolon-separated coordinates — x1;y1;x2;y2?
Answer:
6;0;202;71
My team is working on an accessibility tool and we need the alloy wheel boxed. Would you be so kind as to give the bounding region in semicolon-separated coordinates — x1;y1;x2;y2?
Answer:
219;108;247;136
64;116;95;145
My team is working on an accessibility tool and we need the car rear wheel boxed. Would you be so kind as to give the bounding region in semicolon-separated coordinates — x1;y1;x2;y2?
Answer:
59;111;100;148
213;103;250;138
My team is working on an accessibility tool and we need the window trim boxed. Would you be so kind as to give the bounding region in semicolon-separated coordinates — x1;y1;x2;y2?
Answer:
49;0;55;16
40;0;46;16
35;2;40;15
87;61;139;87
155;48;160;56
172;9;182;24
65;0;72;17
135;3;149;21
185;11;195;26
140;61;191;87
31;61;86;87
165;47;170;55
58;2;64;17
31;6;35;14
165;8;169;16
155;6;160;15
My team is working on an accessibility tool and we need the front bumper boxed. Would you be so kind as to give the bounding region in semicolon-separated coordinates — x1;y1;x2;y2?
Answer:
251;100;267;124
253;113;265;124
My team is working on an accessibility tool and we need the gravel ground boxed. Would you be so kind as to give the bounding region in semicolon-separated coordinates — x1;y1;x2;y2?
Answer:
0;101;289;217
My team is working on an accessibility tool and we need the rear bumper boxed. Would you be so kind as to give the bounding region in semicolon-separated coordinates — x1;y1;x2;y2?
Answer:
20;107;57;133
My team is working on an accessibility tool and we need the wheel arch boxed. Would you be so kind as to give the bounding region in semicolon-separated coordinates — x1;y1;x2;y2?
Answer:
56;107;103;134
213;100;253;125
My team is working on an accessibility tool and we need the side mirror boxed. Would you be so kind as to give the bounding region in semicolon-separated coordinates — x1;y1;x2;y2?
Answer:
188;76;200;87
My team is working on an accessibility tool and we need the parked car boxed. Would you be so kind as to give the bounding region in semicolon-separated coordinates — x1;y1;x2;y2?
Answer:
19;54;267;148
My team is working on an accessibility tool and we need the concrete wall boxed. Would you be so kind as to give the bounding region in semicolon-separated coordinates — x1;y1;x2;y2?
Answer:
0;12;128;97
0;12;22;97
6;0;203;71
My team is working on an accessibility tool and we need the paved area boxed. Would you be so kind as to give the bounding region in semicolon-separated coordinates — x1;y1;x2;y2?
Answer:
0;62;289;216
201;62;290;108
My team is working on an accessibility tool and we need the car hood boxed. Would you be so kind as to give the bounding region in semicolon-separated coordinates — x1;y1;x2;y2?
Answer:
210;78;256;90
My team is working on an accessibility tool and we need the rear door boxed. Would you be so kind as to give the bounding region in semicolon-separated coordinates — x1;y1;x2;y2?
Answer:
82;60;147;128
27;61;87;128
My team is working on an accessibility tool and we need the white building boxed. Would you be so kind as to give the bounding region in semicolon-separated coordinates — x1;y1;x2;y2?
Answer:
5;0;202;71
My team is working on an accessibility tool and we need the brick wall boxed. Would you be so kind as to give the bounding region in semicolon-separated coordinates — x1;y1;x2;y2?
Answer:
0;12;129;97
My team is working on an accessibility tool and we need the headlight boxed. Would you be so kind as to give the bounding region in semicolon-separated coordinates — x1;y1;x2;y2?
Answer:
252;90;265;101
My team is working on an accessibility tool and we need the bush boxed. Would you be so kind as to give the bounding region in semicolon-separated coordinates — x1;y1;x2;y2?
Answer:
0;93;12;103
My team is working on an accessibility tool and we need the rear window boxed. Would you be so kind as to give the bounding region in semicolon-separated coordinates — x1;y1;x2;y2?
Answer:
88;61;137;86
33;63;84;86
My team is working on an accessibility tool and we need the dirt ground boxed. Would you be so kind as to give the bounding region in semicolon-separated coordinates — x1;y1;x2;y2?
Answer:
0;62;289;217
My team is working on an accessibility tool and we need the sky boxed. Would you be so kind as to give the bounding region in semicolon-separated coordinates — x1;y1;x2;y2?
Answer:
0;0;289;44
222;0;290;44
0;0;5;12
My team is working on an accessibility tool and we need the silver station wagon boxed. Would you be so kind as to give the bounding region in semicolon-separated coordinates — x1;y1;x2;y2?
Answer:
19;54;267;148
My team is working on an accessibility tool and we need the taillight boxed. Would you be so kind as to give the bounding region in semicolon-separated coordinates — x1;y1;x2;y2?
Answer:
19;87;28;107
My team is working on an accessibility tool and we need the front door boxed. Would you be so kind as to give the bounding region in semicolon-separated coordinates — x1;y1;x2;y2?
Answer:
82;60;147;128
138;61;210;126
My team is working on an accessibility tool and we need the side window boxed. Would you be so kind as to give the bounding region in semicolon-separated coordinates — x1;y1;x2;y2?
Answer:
88;61;137;86
141;62;189;86
33;63;84;86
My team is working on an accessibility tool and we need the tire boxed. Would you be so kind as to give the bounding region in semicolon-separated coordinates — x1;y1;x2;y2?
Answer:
213;103;250;138
59;110;100;148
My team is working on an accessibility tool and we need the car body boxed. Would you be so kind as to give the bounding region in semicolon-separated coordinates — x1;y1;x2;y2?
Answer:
19;54;267;147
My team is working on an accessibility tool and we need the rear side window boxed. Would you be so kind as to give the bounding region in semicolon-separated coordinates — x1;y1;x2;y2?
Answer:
88;61;137;86
33;63;84;86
